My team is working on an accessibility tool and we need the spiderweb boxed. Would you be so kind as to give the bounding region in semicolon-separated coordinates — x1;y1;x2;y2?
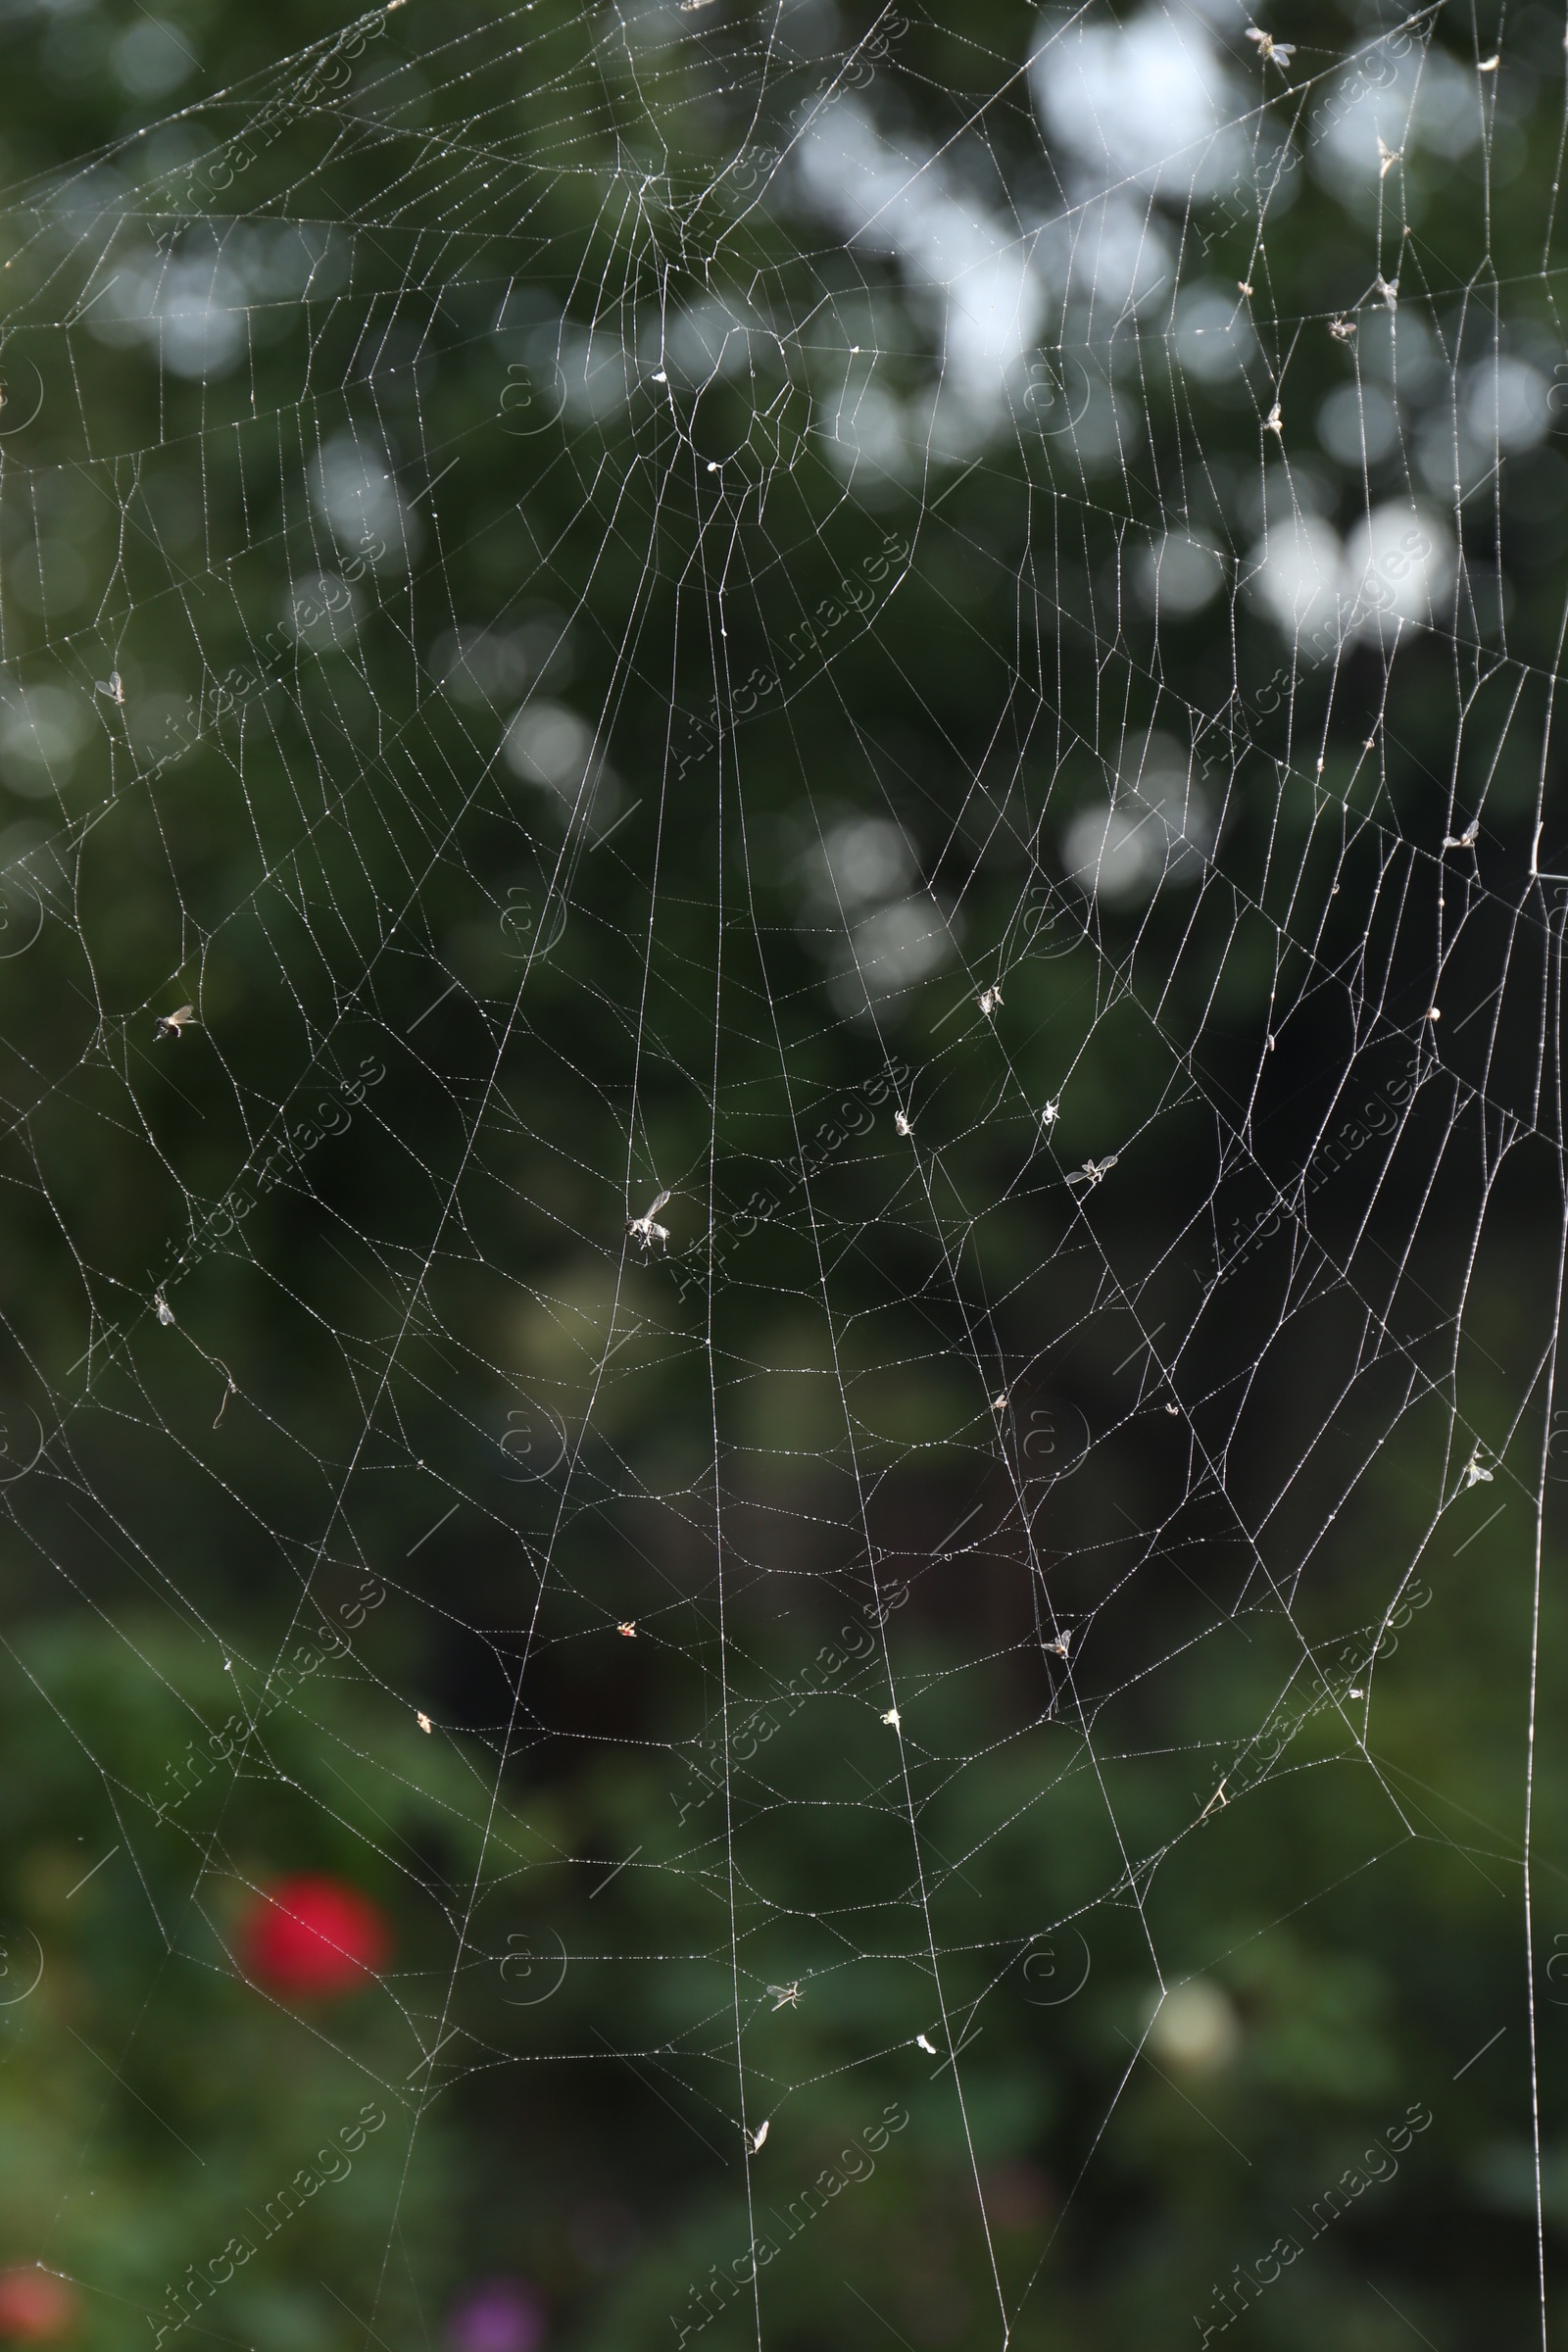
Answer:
0;0;1561;2343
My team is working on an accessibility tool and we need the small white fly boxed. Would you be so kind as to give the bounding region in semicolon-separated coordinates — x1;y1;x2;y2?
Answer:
768;1981;802;2011
745;2120;768;2154
1329;317;1357;342
1462;1448;1494;1490
154;1292;175;1327
1443;819;1480;849
417;1711;433;1734
626;1190;672;1252
1046;1629;1072;1660
94;671;124;705
1246;25;1296;69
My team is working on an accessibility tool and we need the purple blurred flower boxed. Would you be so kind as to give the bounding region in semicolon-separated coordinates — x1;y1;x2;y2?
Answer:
445;2278;547;2352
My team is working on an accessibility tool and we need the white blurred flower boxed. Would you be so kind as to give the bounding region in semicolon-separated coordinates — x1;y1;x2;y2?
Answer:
795;99;1048;449
1031;10;1247;202
1044;194;1173;324
804;817;917;912
1062;732;1214;905
238;224;346;302
1416;354;1544;496
1247;501;1452;652
1356;308;1440;396
1464;358;1549;454
1343;502;1454;641
831;896;954;1011
1246;510;1347;647
1061;804;1164;902
87;245;245;378
662;294;758;387
1313;41;1478;188
1135;531;1226;616
310;432;419;571
503;701;621;824
1057;377;1140;471
820;378;912;483
160;278;243;377
1172;282;1257;383
557;320;636;421
112;18;195;97
795;810;955;1015
504;702;594;792
434;618;572;708
1317;382;1400;467
1148;1981;1241;2072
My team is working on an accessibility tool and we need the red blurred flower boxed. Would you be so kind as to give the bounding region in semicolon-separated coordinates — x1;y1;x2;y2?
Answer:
0;2268;75;2342
239;1874;391;1998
